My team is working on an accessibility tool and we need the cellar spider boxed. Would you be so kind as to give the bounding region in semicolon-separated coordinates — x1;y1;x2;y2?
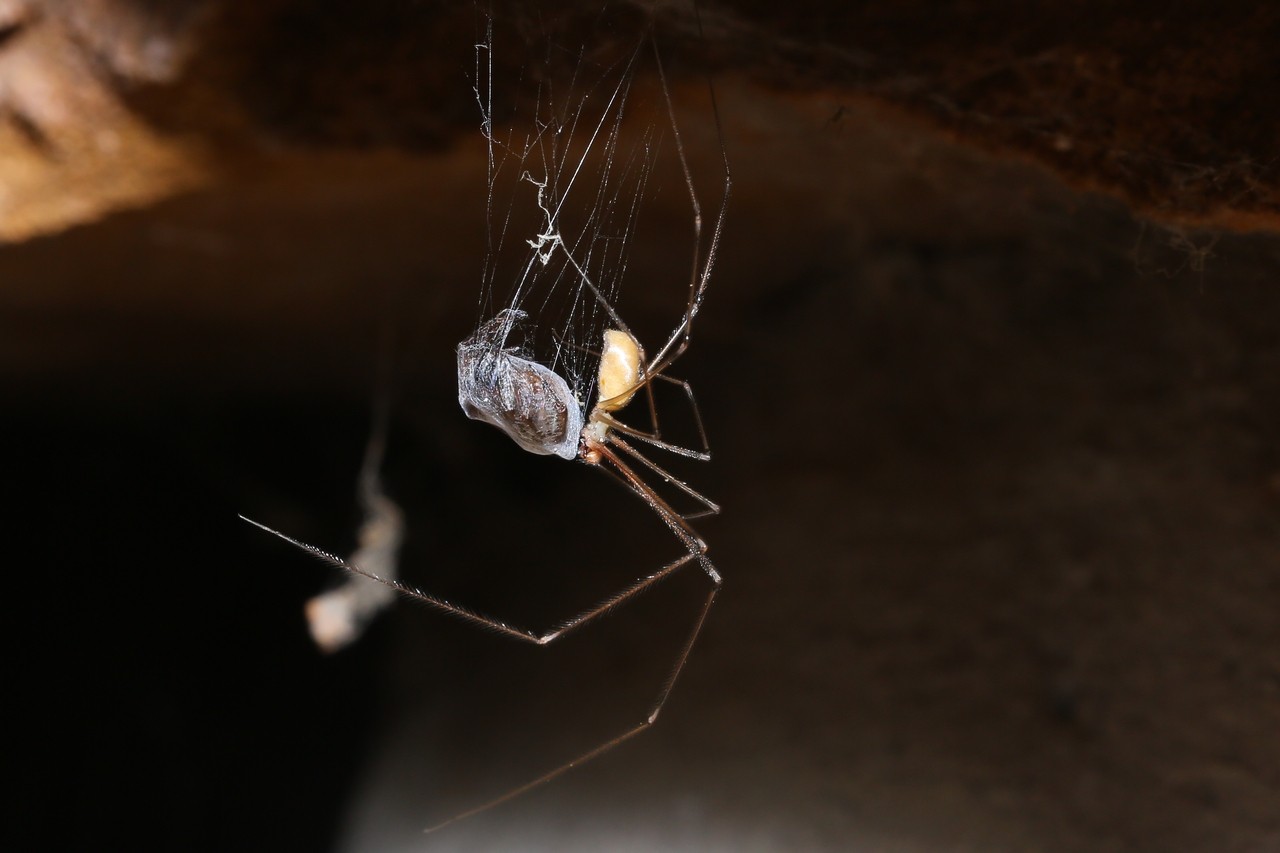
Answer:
242;8;729;833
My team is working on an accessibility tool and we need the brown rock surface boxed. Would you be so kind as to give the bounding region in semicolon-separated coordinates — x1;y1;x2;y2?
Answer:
7;2;1278;851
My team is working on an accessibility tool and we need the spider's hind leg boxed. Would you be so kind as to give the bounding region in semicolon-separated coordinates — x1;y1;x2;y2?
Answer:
612;371;711;461
603;431;720;521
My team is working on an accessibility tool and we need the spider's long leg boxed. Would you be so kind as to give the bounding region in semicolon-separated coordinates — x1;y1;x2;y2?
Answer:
588;440;721;711
641;21;732;381
241;515;539;644
605;432;720;519
426;440;721;833
599;371;710;455
592;440;720;581
600;371;711;461
652;373;711;455
242;507;708;643
243;448;721;833
425;580;719;834
603;414;707;461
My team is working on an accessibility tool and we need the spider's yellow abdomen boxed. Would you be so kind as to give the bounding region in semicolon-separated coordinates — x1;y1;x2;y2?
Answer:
596;328;644;412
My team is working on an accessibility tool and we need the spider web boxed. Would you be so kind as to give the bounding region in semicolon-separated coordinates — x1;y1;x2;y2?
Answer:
471;3;667;413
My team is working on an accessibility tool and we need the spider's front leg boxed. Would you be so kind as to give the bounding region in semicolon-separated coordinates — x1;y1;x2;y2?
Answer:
420;436;723;832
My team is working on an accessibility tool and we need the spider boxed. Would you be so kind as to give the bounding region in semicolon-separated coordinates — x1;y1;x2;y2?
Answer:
242;7;729;831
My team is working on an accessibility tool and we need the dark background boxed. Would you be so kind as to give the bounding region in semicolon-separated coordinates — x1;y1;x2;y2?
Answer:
5;1;1278;851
